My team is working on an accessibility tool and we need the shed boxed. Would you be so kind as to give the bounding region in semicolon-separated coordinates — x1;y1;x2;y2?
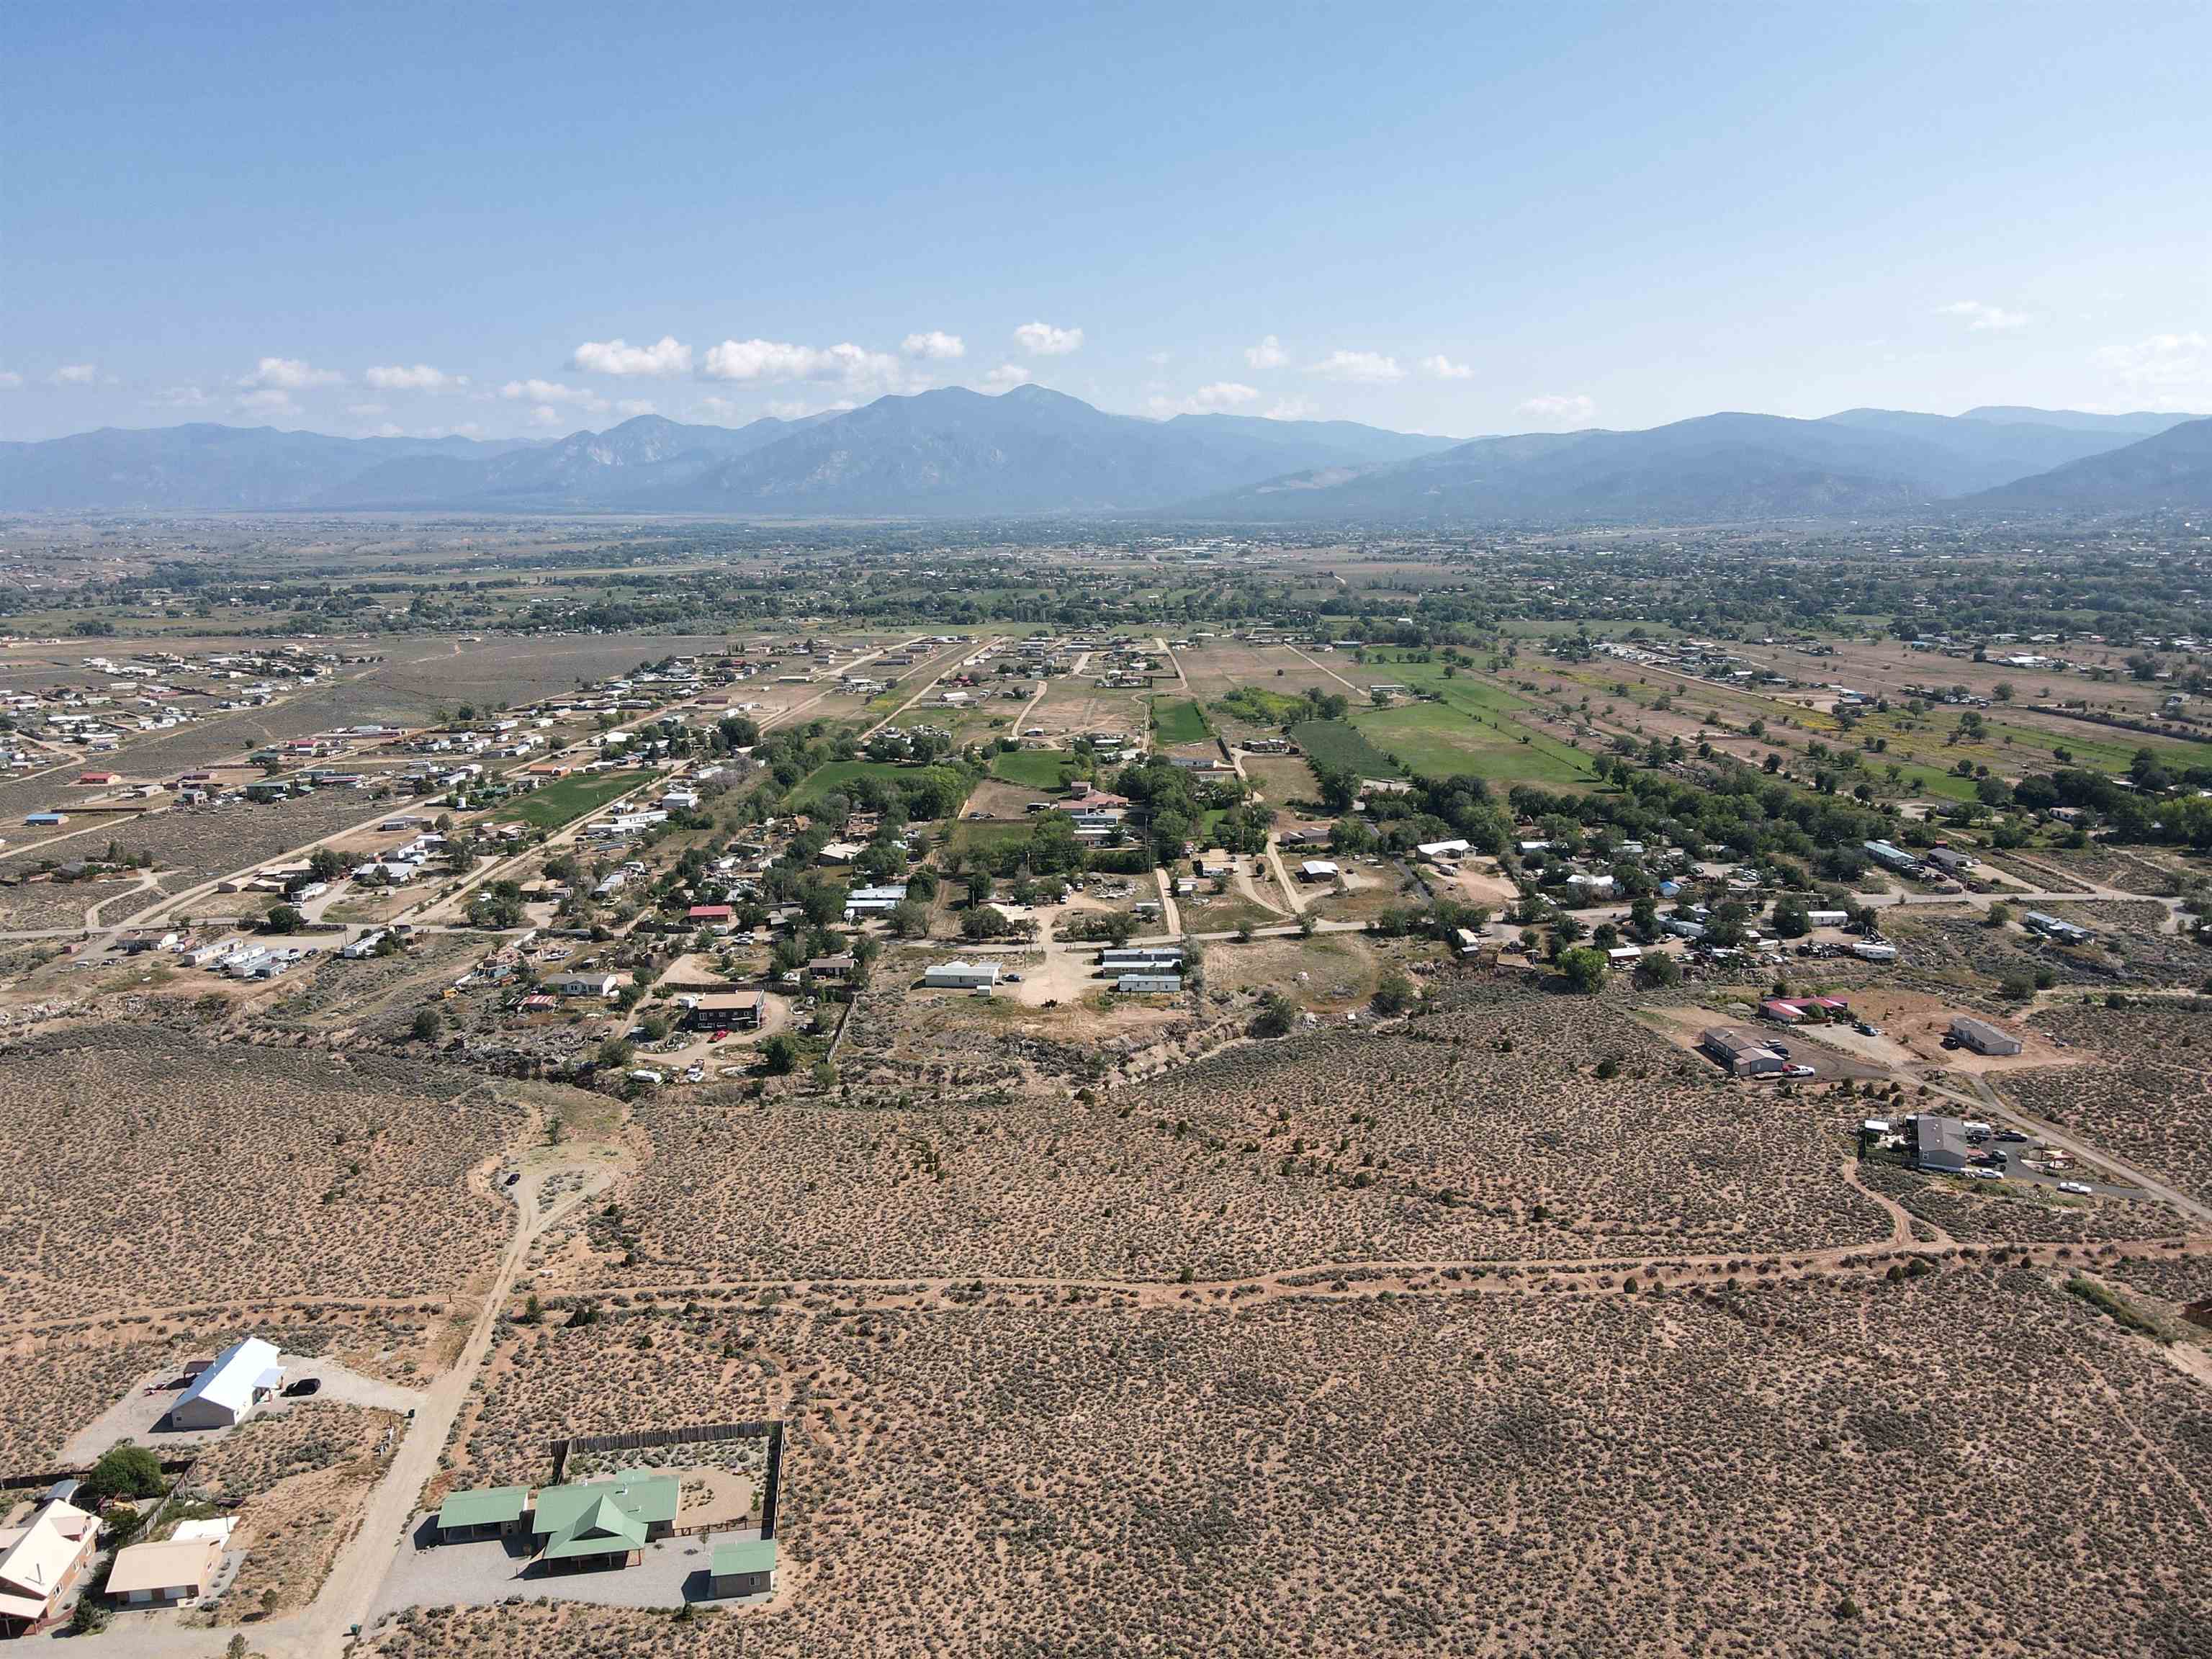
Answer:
168;1336;282;1430
1298;859;1340;882
709;1536;778;1599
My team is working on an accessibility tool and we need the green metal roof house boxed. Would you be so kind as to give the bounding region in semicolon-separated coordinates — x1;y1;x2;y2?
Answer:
435;1486;529;1541
540;1496;649;1567
529;1473;680;1543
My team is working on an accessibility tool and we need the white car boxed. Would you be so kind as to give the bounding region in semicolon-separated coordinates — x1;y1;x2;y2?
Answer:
1965;1166;2002;1181
1784;1064;1815;1079
2056;1180;2093;1196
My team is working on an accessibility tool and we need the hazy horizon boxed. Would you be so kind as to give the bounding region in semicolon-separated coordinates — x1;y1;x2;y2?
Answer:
7;1;2210;444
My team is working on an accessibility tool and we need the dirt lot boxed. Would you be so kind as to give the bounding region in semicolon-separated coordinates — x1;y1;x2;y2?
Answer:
0;1026;521;1330
406;1264;2212;1659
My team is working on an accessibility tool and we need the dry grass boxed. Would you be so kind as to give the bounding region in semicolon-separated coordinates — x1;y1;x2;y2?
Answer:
410;1267;2212;1658
0;1026;521;1329
2010;1000;2212;1208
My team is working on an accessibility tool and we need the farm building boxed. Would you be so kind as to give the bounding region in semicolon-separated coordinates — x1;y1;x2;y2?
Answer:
168;1336;282;1430
1416;839;1470;861
842;884;909;919
1907;1113;1975;1173
689;991;766;1031
1699;1028;1787;1077
1605;945;1642;968
1950;1016;2023;1056
436;1486;530;1544
1298;860;1340;882
1805;909;1849;927
709;1537;778;1598
0;1498;98;1636
924;961;1001;991
1925;846;1978;875
1115;973;1183;994
104;1537;223;1608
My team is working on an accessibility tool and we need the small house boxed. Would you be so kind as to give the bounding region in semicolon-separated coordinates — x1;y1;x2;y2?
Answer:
923;961;1001;991
104;1537;223;1609
436;1487;530;1544
1950;1016;2022;1056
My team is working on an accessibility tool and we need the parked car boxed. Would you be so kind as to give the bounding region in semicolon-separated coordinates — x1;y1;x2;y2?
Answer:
284;1377;322;1398
1995;1130;2028;1143
1854;1021;1881;1036
1784;1064;1815;1078
2056;1180;2093;1196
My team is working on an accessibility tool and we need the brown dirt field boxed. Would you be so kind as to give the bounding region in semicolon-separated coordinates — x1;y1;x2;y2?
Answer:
410;1266;2212;1659
2008;1001;2212;1209
0;1026;522;1331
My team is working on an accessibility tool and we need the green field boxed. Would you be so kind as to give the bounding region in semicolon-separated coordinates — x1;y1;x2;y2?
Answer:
990;749;1075;789
948;819;1037;857
1352;702;1596;788
492;769;655;830
1290;719;1404;779
1150;697;1211;746
788;759;917;811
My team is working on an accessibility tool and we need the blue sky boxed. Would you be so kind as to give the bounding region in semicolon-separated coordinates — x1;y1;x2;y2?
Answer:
6;1;2209;441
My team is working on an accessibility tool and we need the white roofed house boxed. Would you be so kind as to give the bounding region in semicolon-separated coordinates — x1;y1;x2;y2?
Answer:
167;1335;284;1430
0;1499;98;1635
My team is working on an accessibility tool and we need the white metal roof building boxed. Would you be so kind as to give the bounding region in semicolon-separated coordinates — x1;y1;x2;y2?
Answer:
169;1336;283;1430
0;1499;97;1634
923;961;1001;990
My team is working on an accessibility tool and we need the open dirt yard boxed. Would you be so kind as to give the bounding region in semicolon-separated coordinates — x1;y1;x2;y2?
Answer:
2006;999;2212;1210
0;1025;521;1331
399;1264;2212;1659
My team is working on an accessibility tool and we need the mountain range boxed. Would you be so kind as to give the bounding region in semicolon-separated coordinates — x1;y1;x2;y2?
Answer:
1;386;2204;522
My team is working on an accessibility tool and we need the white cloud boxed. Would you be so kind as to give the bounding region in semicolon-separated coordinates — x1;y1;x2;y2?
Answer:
1936;300;2031;333
1264;396;1321;422
529;405;567;428
346;402;389;418
1516;393;1596;428
500;378;604;410
236;388;297;414
1308;349;1403;383
369;423;407;439
0;369;20;390
1146;350;1173;368
694;395;747;424
1014;321;1083;356
240;356;341;390
1149;382;1262;416
614;399;657;418
982;363;1033;390
1244;335;1289;370
2095;331;2212;407
52;363;99;385
572;335;691;377
901;330;966;360
152;385;211;408
1421;354;1474;380
699;339;902;395
365;363;462;391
